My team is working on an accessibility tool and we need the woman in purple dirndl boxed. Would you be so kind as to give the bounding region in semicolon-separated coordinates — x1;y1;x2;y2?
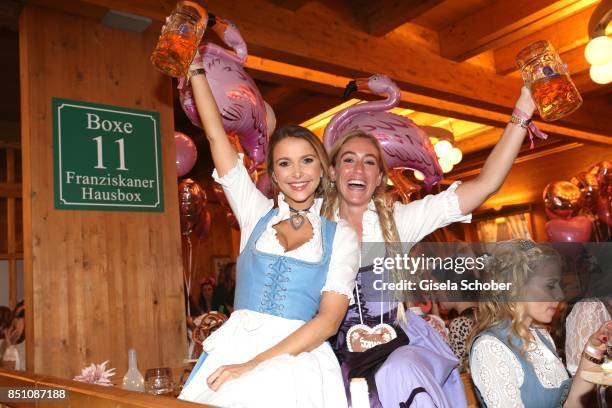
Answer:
322;85;541;408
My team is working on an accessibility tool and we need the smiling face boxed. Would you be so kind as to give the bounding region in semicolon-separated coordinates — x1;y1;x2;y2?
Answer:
330;136;383;208
271;137;322;209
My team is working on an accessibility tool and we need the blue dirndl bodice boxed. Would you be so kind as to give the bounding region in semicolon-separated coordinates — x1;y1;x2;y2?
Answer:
234;207;338;322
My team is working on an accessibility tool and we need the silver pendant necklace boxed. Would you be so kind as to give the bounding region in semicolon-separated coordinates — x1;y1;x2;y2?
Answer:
288;206;310;230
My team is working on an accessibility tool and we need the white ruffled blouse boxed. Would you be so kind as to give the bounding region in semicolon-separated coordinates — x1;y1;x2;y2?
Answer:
333;181;471;260
471;327;569;408
212;155;360;304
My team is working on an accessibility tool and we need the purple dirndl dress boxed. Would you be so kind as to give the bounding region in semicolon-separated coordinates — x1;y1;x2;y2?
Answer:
332;266;467;408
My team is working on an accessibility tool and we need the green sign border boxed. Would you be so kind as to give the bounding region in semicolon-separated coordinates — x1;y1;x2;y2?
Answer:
52;97;164;212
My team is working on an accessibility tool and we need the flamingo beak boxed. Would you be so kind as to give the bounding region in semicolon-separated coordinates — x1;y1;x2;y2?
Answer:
207;12;217;29
208;13;229;38
342;78;368;99
354;78;369;90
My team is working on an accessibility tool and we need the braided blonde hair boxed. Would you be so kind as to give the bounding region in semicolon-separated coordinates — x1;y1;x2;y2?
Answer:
467;240;562;356
322;130;408;321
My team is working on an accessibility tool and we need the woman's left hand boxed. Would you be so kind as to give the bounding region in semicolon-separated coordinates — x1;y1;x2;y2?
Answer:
206;360;258;391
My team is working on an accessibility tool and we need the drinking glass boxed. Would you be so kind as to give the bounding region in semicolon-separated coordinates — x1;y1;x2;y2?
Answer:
144;367;175;396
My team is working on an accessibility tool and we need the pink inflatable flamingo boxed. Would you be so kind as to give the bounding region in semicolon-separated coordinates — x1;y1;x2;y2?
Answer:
323;74;442;190
179;16;267;173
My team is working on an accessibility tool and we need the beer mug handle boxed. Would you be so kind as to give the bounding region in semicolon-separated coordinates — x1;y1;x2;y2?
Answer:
520;71;532;87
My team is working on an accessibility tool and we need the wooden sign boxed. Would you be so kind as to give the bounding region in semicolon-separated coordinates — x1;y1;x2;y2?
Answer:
53;98;164;211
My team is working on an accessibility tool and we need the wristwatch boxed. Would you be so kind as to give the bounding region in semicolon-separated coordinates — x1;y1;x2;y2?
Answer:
187;68;206;81
582;351;604;365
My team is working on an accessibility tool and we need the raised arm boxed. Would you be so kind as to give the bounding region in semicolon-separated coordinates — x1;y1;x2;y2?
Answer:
189;67;238;177
454;87;536;214
189;64;272;237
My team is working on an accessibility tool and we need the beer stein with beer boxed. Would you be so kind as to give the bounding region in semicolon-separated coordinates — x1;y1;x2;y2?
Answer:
516;40;582;122
151;1;208;77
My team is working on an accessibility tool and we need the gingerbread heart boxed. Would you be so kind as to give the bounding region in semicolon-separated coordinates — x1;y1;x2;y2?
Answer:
346;323;397;352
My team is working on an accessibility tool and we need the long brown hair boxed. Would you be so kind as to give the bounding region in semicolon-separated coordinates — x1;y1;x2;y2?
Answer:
467;240;563;356
266;124;331;198
322;130;408;321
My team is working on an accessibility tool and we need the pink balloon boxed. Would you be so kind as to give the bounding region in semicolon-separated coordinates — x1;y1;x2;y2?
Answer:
265;101;276;137
324;74;442;190
545;216;592;243
175;131;197;177
178;21;268;173
596;193;612;226
178;179;206;236
545;208;562;220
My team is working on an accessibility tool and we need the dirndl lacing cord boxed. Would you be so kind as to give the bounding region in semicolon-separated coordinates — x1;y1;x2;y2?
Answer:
259;257;290;316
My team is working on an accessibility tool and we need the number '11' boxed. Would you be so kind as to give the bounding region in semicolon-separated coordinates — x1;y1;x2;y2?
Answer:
93;136;128;170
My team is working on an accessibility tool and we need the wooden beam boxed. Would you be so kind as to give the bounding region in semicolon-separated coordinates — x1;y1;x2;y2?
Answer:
456;127;503;154
28;0;612;141
261;84;303;107
360;0;444;36
245;55;612;145
452;140;584;179
269;0;308;11
494;5;597;74
439;0;597;61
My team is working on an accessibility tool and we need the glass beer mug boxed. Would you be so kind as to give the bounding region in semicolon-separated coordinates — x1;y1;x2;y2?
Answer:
516;40;582;122
151;1;208;78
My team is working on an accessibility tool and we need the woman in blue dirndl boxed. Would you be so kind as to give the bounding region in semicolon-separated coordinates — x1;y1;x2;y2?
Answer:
178;55;359;407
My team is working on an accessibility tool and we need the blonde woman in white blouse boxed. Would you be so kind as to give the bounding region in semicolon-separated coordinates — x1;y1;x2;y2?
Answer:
469;240;610;408
178;57;359;406
566;298;611;375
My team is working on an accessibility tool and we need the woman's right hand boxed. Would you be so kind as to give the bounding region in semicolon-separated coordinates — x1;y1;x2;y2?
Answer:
515;86;536;118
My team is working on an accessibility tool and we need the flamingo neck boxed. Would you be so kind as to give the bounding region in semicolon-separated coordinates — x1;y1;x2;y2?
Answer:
367;86;401;111
324;86;401;151
202;43;243;65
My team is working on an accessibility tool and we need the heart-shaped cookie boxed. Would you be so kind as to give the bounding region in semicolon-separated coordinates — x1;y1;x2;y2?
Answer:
346;323;397;352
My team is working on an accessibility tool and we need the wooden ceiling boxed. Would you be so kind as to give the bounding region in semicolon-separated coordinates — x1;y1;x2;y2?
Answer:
1;0;610;176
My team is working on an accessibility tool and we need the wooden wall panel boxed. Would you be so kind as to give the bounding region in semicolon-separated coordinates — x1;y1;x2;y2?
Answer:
19;5;186;378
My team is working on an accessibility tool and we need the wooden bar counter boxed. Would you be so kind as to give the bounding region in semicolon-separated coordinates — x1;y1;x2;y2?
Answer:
0;368;213;408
